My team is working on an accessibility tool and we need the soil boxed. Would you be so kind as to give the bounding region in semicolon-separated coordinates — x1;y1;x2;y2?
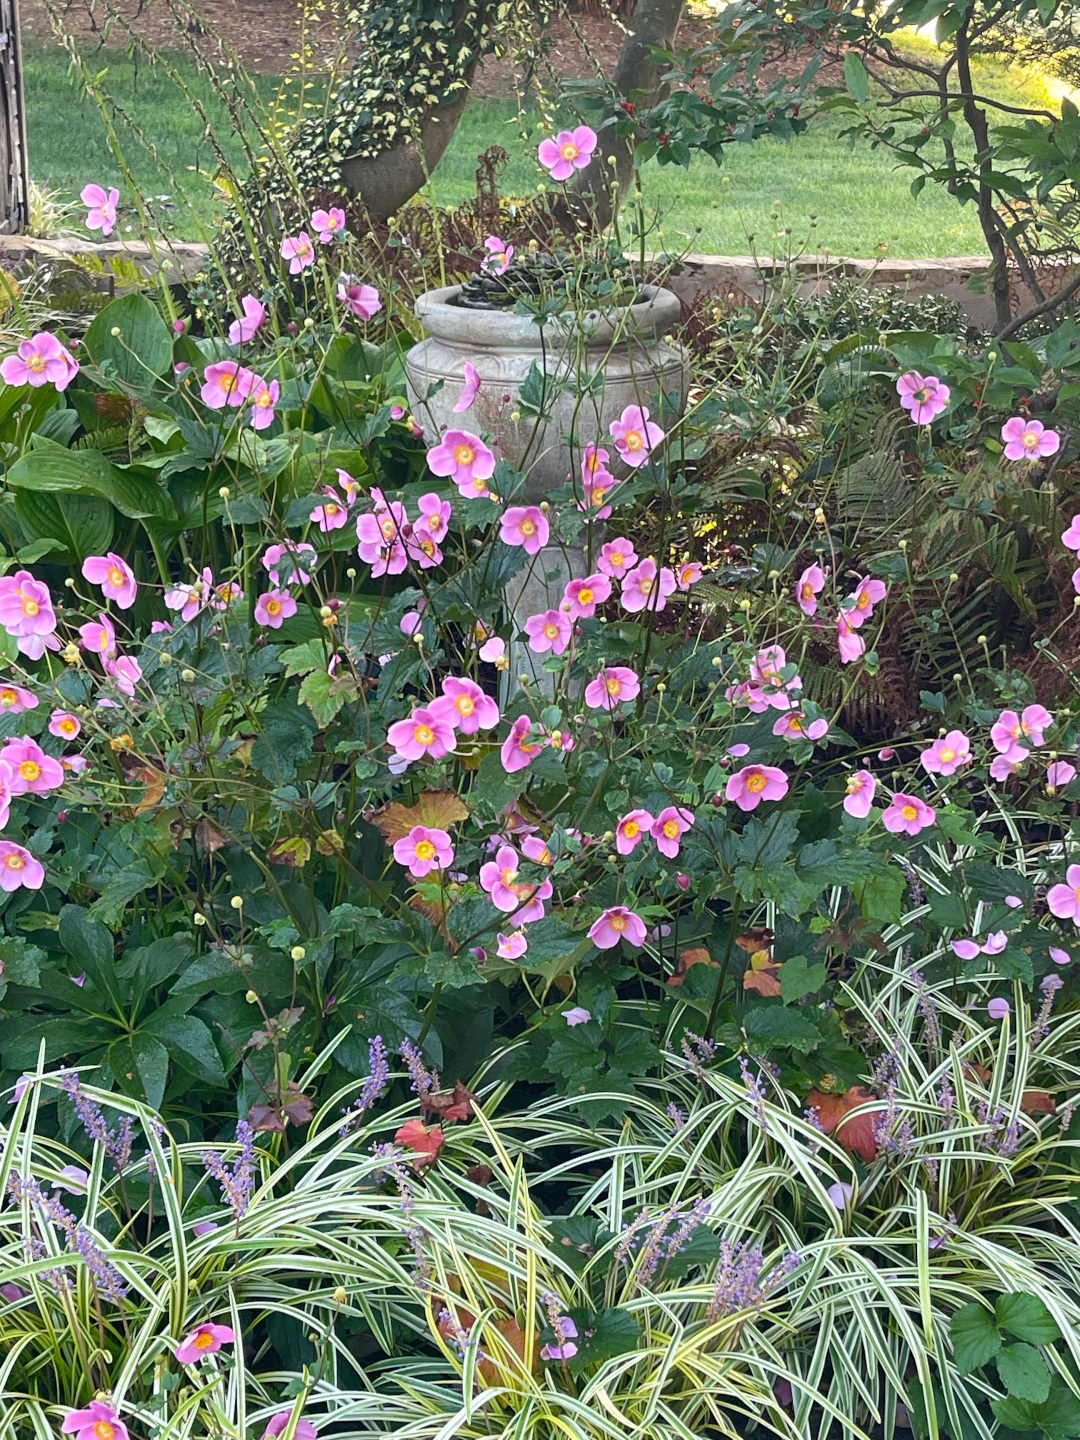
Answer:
18;0;713;87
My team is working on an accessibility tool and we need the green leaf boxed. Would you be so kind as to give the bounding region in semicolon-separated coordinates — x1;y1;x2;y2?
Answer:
951;1301;1002;1374
844;51;870;103
565;1307;641;1375
780;953;827;1003
548;1215;614;1274
997;1343;1051;1403
7;438;176;519
145;1013;227;1086
995;948;1034;984
996;1293;1062;1347
993;1377;1080;1439
297;667;356;726
83;292;173;386
58;904;113;976
859;871;906;926
251;697;318;781
14;489;114;561
743;1004;822;1054
0;935;44;1002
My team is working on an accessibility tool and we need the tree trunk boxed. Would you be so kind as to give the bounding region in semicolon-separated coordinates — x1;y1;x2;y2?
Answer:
560;0;687;230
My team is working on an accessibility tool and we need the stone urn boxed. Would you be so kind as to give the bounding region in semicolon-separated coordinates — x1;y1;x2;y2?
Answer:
404;282;689;691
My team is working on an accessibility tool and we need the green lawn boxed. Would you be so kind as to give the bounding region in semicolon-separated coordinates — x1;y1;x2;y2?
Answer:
20;39;1065;258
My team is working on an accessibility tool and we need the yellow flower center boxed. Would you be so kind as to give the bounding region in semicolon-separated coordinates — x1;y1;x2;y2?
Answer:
901;804;918;822
623;820;639;839
414;840;436;861
939;747;955;763
590;487;608;505
501;865;518;887
60;719;77;735
21;598;38;617
27;353;46;373
5;852;23;870
419;539;435;556
610;551;624;567
610;914;627;931
845;775;863;794
266;600;281;616
578;587;593;605
256;389;273;409
559;141;579;160
92;1423;114;1440
108;566;125;587
536;847;551;863
194;1331;215;1350
380;516;398;539
913;387;929;404
586;452;602;472
324;503;339;517
639;577;652;594
663;820;680;839
19;761;40;782
455;695;475;716
427;514;444;535
800;581;814;600
605;675;621;694
471;477;489;494
520;519;536;537
745;772;767;793
624;430;643;451
543;623;559;640
414;724;434;746
454;444;475;467
219;372;237;393
856;591;870;608
1023;430;1039;448
0;689;15;707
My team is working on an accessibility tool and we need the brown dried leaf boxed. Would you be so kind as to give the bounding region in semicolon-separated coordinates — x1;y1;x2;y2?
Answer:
1021;1089;1057;1115
133;765;165;814
395;1117;445;1167
743;963;783;997
372;791;470;843
422;1079;476;1123
316;828;345;856
195;815;229;853
667;946;716;987
807;1085;882;1162
734;927;774;953
267;836;312;867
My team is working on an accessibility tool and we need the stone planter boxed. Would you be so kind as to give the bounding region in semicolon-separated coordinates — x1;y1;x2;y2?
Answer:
404;282;689;692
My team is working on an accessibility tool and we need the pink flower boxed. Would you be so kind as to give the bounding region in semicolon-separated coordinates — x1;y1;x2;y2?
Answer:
725;763;789;812
261;1413;317;1440
482;236;514;274
49;710;80;740
772;711;828;741
982;931;1007;955
479;634;506;664
621;557;676;613
4;737;64;794
537;125;598;180
480;844;525;912
312;206;346;243
211;579;242;612
562;1006;591;1025
82;552;137;609
500;506;548;554
0;841;43;890
497;930;528;959
0;332;79;391
263;542;316;586
584;665;640;709
248;377;280;430
357;501;410;576
228;294;266;344
81;183;119;237
896;371;950;424
1062;515;1080;552
1001;416;1060;462
427;429;496;498
609;404;664;468
0;683;36;713
312;486;351;533
386;707;456;764
414;492;452;549
63;1402;128;1440
843;770;876;818
987;998;1010;1021
175;1322;236;1364
846;575;887;628
281;232;315;273
676;560;702;590
453;362;481;413
589;905;647;950
0;570;57;658
1048;864;1080;922
564;573;611;618
582;442;614;484
990;746;1027;781
106;654;142;697
920;729;971;776
615;809;652;854
80;612;116;657
525;609;572;655
255;589;297;629
652;805;694;858
726;682;767;715
991;705;1052;752
796;564;825;616
393;825;453;877
881;793;936;836
201;360;255;409
430;676;500;734
837;612;865;664
337;276;381;319
1048;761;1077;788
501;715;542;773
749;645;803;707
522;836;553;864
164;567;214;622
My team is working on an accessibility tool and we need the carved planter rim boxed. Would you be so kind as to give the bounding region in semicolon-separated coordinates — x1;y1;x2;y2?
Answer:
412;281;683;349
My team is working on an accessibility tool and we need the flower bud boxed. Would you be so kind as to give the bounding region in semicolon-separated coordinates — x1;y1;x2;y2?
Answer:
181;668;196;682
110;326;121;337
332;1286;348;1303
230;895;244;910
291;945;306;960
245;989;259;1004
676;873;690;890
219;486;231;499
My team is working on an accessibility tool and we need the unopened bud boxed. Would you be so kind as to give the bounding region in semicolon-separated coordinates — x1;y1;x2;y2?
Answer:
245;989;259;1004
291;945;306;960
230;895;244;910
110;326;121;337
181;668;196;682
219;486;231;500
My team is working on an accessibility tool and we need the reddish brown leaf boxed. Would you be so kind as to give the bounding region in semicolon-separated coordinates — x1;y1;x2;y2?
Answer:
1021;1089;1057;1115
667;946;715;987
466;1163;494;1187
132;765;165;814
422;1079;476;1123
734;927;774;953
395;1117;445;1167
373;791;469;843
478;1317;539;1384
807;1085;882;1162
743;963;783;996
195;815;229;853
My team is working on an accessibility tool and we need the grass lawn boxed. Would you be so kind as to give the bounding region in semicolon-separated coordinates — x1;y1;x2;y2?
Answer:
20;38;1067;258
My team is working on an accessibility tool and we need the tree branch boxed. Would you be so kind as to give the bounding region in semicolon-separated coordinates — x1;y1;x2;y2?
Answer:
996;267;1080;340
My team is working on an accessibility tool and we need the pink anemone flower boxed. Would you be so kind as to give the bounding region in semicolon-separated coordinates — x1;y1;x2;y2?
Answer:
482;236;514;273
1048;864;1080;923
164;567;214;622
62;1402;129;1440
228;294;266;345
427;429;496;498
263;542;316;586
175;1322;236;1364
609;404;664;468
837;612;865;664
497;930;528;959
81;183;119;236
0;684;37;713
393;825;453;877
337;276;381;319
1062;514;1080;552
1048;760;1077;788
386;707;456;764
589;905;647;950
480;844;526;912
0;841;44;891
991;705;1052;752
430;676;500;734
4;737;64;794
281;232;315;273
501;715;542;774
726;763;789;811
920;729;971;776
598;538;638;578
896;371;950;424
843;770;876;818
311;206;346;242
0;332;79;391
537;125;598;180
261;1414;318;1440
201;361;255;409
525;609;572;656
500;506;548;554
616;809;653;855
248;377;280;431
796;563;825;616
82;552;137;609
453;362;481;413
881;793;936;836
846;575;887;628
652;805;694;858
564;573;611;619
254;589;297;629
1001;416;1060;461
47;710;80;739
584;665;639;709
621;557;676;613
